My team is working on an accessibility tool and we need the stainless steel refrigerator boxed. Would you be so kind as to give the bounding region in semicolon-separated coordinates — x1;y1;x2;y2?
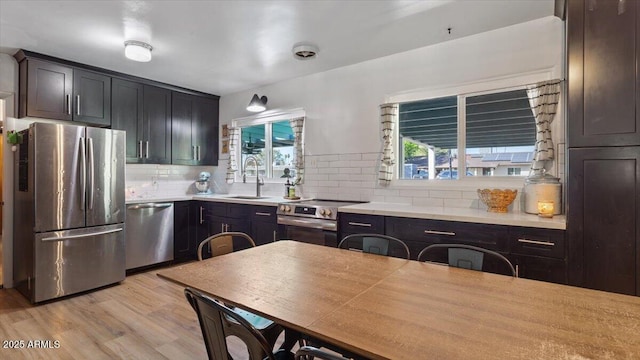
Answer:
14;122;126;303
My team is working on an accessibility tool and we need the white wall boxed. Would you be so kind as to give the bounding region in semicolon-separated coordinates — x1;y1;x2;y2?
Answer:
1;53;18;287
218;17;565;205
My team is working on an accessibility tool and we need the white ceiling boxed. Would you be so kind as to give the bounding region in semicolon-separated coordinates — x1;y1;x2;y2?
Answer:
0;0;554;96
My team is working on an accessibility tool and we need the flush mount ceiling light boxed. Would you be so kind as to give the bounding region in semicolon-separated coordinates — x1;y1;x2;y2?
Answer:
247;94;268;112
292;43;319;60
124;40;153;62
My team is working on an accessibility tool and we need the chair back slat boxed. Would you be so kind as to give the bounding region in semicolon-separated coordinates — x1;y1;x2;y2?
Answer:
418;243;516;277
338;233;411;259
449;248;484;271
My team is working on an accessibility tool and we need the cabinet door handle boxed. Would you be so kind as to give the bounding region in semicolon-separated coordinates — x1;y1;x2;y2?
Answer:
145;141;149;159
192;145;196;160
273;230;277;242
255;212;271;216
66;94;71;115
517;238;554;246
515;264;519;278
199;206;204;224
348;222;372;227
138;141;143;159
197;146;201;161
424;230;456;236
76;95;81;115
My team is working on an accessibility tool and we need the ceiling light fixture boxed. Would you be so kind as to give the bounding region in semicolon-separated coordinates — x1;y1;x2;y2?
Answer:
247;94;268;112
124;40;153;62
292;43;319;60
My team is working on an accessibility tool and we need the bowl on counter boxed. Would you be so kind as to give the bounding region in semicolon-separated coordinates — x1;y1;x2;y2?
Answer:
477;189;518;213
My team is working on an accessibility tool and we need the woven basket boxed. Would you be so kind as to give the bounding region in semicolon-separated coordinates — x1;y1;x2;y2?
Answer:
477;189;518;213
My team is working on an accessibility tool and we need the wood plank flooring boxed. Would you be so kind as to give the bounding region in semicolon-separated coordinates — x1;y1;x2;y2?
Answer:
0;266;277;359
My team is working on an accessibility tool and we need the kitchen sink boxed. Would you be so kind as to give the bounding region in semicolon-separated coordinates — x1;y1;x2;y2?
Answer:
228;195;271;199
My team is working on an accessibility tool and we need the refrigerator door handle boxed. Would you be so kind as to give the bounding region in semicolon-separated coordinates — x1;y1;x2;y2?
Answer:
41;228;123;242
88;137;95;210
145;141;149;159
80;137;86;210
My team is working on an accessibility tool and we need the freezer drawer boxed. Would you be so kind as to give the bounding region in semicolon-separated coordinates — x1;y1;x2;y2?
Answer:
32;224;125;303
125;202;174;270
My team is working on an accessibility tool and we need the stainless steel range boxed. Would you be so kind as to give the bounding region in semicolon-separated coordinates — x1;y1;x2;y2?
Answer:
277;199;363;247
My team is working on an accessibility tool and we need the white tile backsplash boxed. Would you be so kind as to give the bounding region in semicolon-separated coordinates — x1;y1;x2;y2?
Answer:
299;152;529;211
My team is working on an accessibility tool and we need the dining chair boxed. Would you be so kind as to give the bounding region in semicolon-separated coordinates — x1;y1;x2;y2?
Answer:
338;233;411;259
185;287;295;360
294;346;349;360
197;231;257;261
417;243;517;277
196;232;296;356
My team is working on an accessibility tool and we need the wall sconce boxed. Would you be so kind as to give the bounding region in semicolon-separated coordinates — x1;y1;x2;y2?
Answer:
247;94;268;112
124;40;153;62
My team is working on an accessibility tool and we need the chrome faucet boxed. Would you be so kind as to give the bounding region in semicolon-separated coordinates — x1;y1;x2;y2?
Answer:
242;155;264;198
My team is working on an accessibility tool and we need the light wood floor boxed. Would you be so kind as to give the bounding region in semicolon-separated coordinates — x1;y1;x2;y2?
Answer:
0;266;280;359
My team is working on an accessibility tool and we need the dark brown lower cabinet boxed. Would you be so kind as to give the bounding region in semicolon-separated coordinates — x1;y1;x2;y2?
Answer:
511;255;567;285
568;147;640;295
251;206;279;246
174;201;207;262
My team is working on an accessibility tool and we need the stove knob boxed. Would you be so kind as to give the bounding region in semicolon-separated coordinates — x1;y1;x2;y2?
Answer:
285;205;291;212
324;209;332;217
279;205;285;211
319;208;326;216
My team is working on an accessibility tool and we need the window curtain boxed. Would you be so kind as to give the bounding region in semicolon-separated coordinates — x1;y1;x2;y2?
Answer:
225;127;239;184
378;103;398;186
289;117;305;183
526;80;561;174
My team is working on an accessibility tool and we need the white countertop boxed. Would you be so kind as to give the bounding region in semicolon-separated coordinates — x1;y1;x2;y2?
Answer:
125;196;565;230
125;194;303;206
339;202;566;230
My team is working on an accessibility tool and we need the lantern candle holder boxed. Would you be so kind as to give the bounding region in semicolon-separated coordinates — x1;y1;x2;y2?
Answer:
537;201;555;218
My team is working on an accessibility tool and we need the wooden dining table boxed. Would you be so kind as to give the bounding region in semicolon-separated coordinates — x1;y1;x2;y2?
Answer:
157;240;640;359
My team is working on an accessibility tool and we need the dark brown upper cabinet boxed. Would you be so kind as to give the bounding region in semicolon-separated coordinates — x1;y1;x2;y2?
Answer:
143;85;172;164
72;69;111;126
112;79;171;164
567;0;640;147
18;57;111;126
111;78;144;163
172;92;219;166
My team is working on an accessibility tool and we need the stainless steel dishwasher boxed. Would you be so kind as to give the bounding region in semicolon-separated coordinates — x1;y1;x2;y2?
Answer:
125;202;174;270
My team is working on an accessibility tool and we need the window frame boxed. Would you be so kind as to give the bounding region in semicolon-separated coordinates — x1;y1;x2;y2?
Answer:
388;70;555;187
231;108;305;183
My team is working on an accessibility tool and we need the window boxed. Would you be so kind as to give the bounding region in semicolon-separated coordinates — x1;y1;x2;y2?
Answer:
233;109;303;181
398;85;536;180
507;168;522;176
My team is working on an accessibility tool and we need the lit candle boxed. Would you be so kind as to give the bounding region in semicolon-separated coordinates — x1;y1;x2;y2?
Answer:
537;200;554;218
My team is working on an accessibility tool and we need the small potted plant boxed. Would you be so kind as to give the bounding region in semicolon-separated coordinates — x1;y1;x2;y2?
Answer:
281;168;302;199
6;130;23;151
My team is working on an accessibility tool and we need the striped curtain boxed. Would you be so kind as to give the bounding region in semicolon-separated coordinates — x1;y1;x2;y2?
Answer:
289;117;305;183
225;127;239;183
526;80;561;174
378;103;398;185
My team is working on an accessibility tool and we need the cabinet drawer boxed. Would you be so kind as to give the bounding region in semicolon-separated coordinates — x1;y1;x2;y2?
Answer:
510;227;565;259
339;213;385;236
385;217;509;252
227;204;251;218
251;205;277;222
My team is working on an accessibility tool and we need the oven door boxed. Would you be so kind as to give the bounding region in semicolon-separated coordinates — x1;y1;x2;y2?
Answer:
277;216;338;247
